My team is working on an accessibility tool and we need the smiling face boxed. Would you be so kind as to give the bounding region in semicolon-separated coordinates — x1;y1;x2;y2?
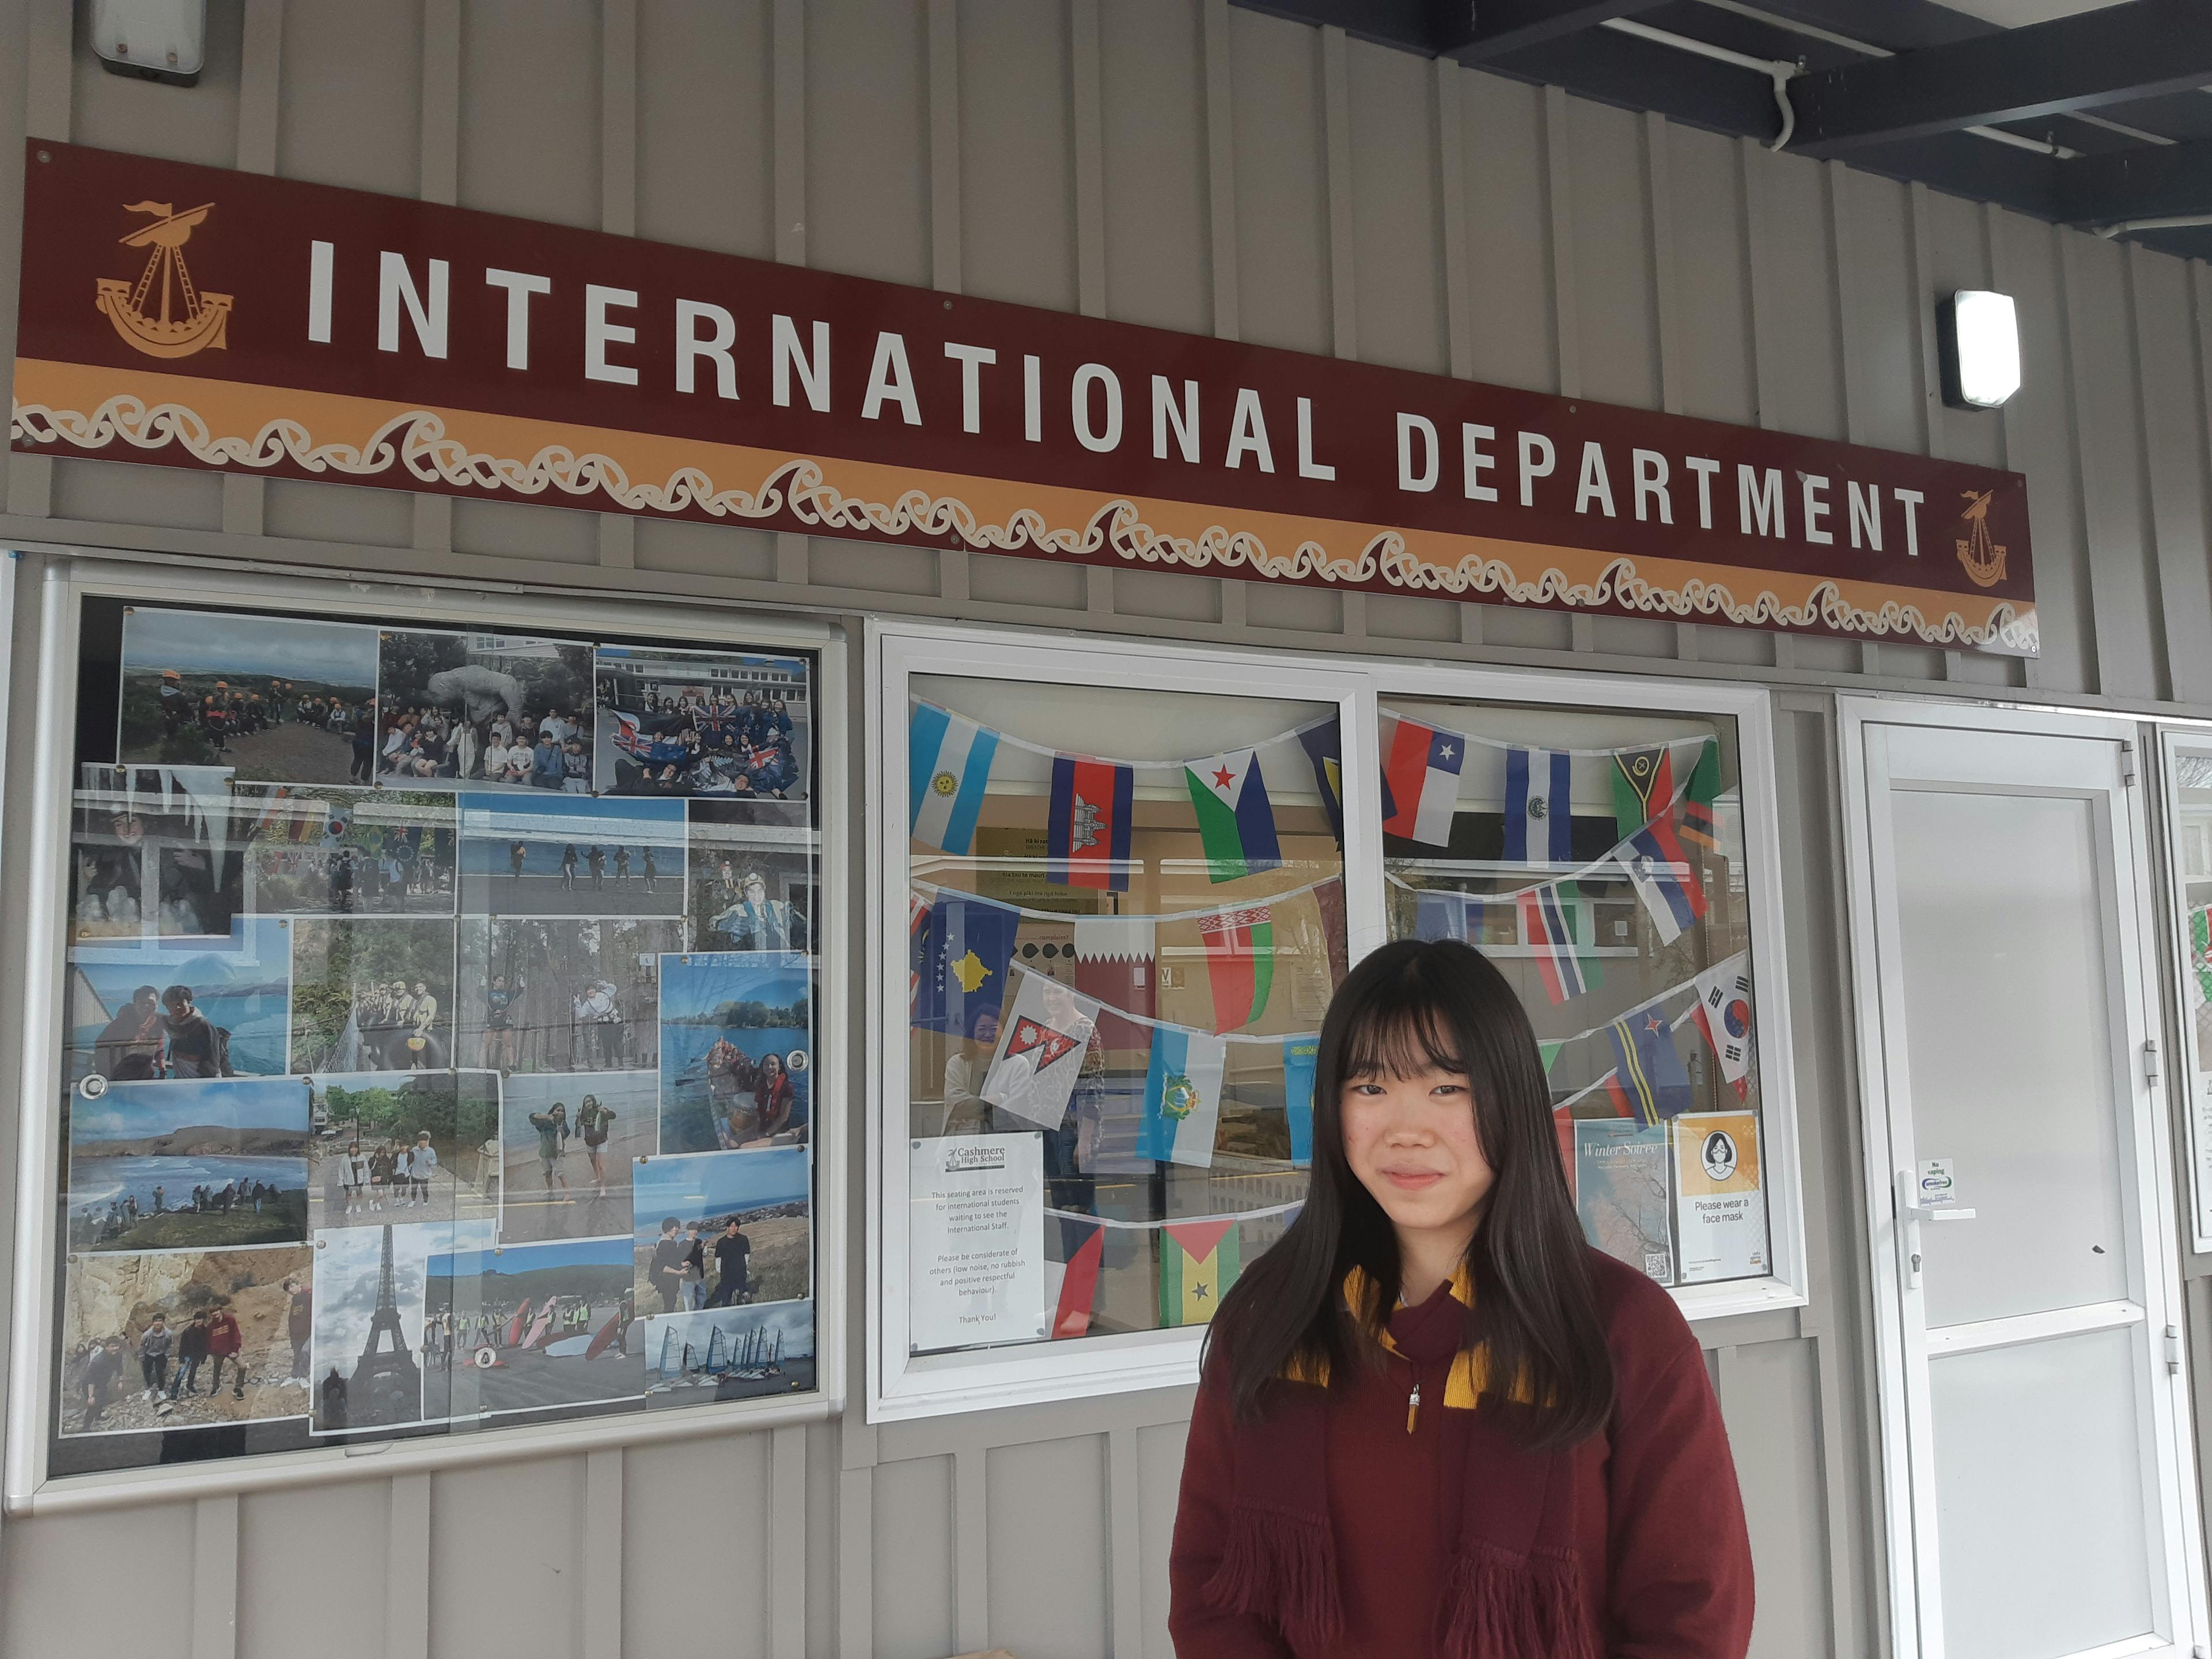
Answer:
1339;1059;1495;1255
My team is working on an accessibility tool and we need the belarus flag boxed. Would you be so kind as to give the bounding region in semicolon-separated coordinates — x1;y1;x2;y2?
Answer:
910;703;999;855
1185;750;1282;881
1381;715;1465;847
1139;1025;1228;1168
1197;906;1274;1031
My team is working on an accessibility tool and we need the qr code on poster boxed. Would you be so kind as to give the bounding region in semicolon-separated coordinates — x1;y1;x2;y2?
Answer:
1644;1252;1673;1280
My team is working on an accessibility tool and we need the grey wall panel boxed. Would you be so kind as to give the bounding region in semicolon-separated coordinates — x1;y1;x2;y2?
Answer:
276;0;425;197
1722;1339;1836;1659
986;1434;1110;1659
429;1455;588;1659
1455;71;1554;396
1368;590;1459;645
810;536;938;596
872;1452;957;1659
0;1495;199;1648
1746;147;1844;445
1995;210;2096;696
969;546;1089;611
52;456;225;530
634;516;780;584
2139;256;2212;707
956;0;1074;316
1097;0;1208;339
1244;577;1336;635
450;495;605;565
624;1433;774;1658
1135;1421;1184;1659
1117;565;1218;624
1567;97;1658;416
456;0;599;228
262;478;420;550
635;0;774;260
1836;171;1922;460
1225;7;1326;358
2064;230;2164;703
1344;38;1444;378
805;0;928;290
1666;123;1755;430
237;1478;391;1659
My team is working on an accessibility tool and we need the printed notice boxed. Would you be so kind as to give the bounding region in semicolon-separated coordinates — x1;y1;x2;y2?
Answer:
1672;1111;1767;1284
908;1134;1046;1351
1577;1119;1674;1286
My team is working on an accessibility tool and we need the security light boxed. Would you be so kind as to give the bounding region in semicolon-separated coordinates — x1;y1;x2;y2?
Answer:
91;0;206;87
1937;290;2021;411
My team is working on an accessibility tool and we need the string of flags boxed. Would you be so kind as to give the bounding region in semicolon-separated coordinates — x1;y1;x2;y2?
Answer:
1043;1204;1306;1337
1547;952;1753;1124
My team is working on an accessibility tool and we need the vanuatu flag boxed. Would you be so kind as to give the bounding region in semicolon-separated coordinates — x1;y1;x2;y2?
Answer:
1612;747;1675;843
1185;749;1282;881
1160;1218;1243;1326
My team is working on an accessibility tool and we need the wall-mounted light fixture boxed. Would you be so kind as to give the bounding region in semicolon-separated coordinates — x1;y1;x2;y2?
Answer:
1937;290;2022;411
90;0;206;88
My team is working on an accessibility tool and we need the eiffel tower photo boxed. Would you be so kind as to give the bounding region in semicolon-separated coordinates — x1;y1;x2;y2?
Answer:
350;1224;421;1427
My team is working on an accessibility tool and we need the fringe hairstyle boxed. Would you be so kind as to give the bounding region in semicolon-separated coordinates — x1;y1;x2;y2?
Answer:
1206;939;1615;1448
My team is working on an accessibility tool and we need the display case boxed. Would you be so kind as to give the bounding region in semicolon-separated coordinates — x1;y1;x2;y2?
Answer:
6;560;844;1509
2158;729;2212;1252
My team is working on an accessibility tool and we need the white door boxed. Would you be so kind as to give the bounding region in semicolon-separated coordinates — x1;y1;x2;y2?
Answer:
1841;703;2205;1659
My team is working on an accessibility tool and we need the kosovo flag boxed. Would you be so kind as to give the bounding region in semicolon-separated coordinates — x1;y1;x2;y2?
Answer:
911;895;1019;1036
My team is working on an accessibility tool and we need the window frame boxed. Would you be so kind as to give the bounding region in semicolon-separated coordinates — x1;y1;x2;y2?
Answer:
4;554;850;1516
1362;657;1809;1322
866;620;1385;1423
2154;724;2212;1255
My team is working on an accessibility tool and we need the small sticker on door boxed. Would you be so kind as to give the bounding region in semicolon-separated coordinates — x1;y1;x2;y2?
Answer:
1917;1158;1963;1210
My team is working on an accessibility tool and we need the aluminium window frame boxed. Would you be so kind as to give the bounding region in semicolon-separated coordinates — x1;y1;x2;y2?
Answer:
866;622;1807;1423
4;554;850;1516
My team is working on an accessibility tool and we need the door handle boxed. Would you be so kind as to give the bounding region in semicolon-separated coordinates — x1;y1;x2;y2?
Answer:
1897;1170;1976;1290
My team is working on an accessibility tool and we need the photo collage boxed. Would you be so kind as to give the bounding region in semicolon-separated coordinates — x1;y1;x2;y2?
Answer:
52;602;819;1472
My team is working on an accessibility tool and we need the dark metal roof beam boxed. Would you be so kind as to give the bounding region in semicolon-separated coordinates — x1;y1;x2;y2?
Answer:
1786;0;2212;157
2055;137;2212;226
1444;2;1668;65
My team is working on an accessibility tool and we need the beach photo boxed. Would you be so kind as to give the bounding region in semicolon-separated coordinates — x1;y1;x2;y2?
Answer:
67;1075;310;1253
657;952;812;1154
287;916;458;1073
457;916;679;1075
421;1236;642;1422
632;1147;811;1315
634;1298;815;1408
71;777;243;942
594;644;811;812
375;629;593;791
308;1216;494;1433
685;812;812;954
68;918;292;1085
238;786;456;916
118;605;380;785
308;1070;501;1232
58;1246;314;1437
455;791;685;919
497;1070;656;1244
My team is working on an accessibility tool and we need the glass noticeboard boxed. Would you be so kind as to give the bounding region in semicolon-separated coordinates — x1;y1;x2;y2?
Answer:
43;596;824;1480
2158;732;2212;1252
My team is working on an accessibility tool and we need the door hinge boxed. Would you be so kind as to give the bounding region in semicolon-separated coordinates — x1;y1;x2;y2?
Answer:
2166;1324;2184;1376
2146;1038;2164;1089
2120;741;2138;785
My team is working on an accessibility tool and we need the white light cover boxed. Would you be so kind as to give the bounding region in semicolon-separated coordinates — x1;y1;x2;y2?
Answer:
1950;289;2021;409
90;0;206;77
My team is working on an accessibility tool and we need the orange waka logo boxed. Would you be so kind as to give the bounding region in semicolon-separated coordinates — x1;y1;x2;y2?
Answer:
93;200;232;359
1956;488;2008;589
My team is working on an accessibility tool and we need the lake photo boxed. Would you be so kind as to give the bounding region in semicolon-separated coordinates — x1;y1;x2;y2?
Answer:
68;1075;310;1251
67;918;293;1084
657;952;812;1154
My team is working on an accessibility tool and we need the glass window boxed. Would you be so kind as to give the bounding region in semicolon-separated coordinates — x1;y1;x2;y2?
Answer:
44;595;823;1480
901;671;1347;1361
1380;697;1770;1289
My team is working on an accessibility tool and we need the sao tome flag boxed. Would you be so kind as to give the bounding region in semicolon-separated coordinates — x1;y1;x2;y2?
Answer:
1160;1218;1243;1326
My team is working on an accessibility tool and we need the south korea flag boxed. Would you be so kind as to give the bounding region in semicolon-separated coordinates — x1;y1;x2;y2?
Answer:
1689;953;1753;1100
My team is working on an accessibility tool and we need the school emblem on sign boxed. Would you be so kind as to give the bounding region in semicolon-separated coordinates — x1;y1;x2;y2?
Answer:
93;200;233;359
1956;488;2008;589
1161;1072;1200;1121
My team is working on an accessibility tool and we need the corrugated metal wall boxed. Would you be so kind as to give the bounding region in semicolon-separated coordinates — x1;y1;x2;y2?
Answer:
0;2;2208;1657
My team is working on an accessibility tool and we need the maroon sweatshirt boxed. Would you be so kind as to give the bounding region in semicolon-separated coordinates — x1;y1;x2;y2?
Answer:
1168;1251;1755;1658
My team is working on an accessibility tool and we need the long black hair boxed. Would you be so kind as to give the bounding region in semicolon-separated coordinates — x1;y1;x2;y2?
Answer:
1206;938;1614;1448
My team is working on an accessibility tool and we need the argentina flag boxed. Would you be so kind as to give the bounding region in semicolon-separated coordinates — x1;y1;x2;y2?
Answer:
909;702;999;854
